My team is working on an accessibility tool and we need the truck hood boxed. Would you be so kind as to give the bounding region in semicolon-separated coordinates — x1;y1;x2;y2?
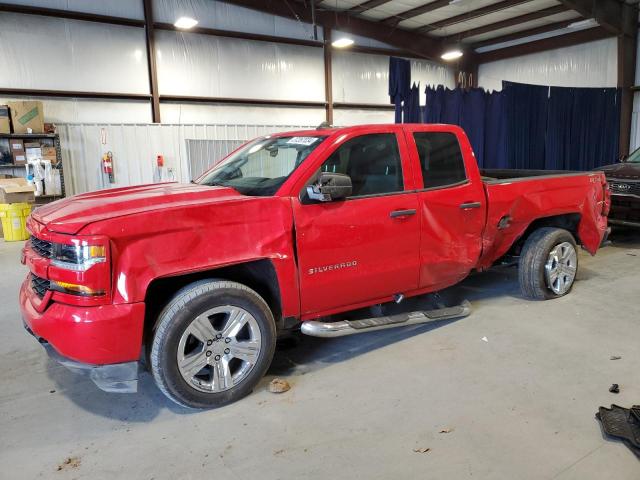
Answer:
595;162;640;179
32;182;246;235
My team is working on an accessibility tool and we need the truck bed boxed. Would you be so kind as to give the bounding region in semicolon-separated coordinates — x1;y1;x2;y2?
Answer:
477;169;608;269
481;168;581;182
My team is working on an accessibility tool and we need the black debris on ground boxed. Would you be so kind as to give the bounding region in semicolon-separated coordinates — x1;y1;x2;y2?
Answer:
596;405;640;459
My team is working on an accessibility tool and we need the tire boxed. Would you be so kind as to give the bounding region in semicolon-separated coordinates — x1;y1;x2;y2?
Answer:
518;227;579;300
150;279;276;409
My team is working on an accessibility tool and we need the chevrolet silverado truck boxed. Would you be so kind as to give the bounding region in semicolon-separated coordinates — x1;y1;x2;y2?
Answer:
20;124;610;408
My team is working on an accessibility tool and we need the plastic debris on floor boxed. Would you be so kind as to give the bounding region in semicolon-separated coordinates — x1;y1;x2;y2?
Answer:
596;404;640;459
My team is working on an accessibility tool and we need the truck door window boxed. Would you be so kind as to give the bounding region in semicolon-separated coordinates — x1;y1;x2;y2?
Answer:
320;133;404;197
414;132;467;189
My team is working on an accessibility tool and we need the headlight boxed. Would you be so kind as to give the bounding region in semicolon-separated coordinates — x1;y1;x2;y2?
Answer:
51;244;106;271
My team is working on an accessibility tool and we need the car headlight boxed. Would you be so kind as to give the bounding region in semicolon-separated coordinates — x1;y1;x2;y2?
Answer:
51;244;106;271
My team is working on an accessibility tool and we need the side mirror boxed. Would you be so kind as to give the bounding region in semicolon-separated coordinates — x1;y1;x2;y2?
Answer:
306;172;352;202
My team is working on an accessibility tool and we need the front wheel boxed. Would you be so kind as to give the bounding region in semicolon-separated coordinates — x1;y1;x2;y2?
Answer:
518;227;578;300
150;279;276;408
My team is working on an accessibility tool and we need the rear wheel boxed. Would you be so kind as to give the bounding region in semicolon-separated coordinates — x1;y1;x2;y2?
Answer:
150;279;276;408
518;227;578;300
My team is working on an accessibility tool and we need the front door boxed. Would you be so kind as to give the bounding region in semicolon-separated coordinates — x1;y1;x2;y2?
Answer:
292;130;421;317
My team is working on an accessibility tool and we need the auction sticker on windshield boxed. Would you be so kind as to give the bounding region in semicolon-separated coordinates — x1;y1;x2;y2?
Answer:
286;137;320;146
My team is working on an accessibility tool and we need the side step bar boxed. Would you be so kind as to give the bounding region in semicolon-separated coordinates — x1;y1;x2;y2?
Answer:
301;300;471;338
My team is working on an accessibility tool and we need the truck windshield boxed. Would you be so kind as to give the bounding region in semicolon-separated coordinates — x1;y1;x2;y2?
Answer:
626;146;640;163
197;135;327;196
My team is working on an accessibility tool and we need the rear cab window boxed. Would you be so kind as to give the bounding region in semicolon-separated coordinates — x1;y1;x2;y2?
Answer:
413;132;467;189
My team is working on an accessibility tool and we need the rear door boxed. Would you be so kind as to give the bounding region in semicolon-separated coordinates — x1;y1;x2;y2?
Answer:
405;127;486;289
292;129;421;316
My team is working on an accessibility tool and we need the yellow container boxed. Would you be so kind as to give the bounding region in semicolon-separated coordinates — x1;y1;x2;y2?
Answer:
0;203;32;241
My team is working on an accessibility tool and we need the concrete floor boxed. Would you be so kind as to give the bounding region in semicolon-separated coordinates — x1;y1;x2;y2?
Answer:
1;232;639;480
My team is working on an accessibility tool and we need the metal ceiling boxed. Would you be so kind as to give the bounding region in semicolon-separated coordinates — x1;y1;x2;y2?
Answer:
314;0;626;52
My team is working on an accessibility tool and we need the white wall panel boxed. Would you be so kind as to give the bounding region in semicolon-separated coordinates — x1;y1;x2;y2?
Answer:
478;38;618;91
333;109;395;126
410;59;456;96
332;51;454;105
160;103;325;125
156;30;325;101
58;123;318;195
332;51;390;104
0;13;149;93
0;97;151;123
153;0;320;41
1;0;144;18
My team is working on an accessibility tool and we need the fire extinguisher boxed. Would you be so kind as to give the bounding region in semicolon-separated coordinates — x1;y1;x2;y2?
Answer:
102;151;115;184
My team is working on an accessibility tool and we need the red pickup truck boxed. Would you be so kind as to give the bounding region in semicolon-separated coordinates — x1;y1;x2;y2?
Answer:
20;124;610;408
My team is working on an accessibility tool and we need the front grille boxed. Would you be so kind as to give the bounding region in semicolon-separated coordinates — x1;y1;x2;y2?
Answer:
30;236;53;259
30;273;50;299
608;179;640;196
609;196;640;222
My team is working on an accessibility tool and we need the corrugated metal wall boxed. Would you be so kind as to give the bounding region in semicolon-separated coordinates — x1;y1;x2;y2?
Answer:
57;123;316;195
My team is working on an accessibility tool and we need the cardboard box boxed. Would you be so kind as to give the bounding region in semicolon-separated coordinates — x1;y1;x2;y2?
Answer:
0;178;35;203
8;101;44;134
25;147;42;161
9;139;24;153
41;146;57;164
8;139;26;165
12;151;27;165
24;142;41;163
0;106;10;134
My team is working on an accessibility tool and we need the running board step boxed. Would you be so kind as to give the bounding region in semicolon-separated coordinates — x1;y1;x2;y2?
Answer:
301;300;471;338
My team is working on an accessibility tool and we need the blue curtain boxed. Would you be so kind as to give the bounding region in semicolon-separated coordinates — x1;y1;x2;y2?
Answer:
546;86;621;170
424;85;445;123
403;82;422;123
484;91;507;168
461;88;486;166
424;86;486;165
545;86;574;169
503;81;549;170
422;81;620;171
389;57;411;123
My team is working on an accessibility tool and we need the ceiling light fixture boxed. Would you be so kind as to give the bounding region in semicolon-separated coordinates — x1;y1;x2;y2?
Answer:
568;18;598;29
441;48;463;61
174;17;198;29
332;37;355;48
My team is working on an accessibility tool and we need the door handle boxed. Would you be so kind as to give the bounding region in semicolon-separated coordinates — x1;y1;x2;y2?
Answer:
390;209;417;218
459;201;481;210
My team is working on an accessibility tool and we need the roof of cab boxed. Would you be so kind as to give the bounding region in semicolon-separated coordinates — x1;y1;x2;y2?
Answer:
269;124;403;138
